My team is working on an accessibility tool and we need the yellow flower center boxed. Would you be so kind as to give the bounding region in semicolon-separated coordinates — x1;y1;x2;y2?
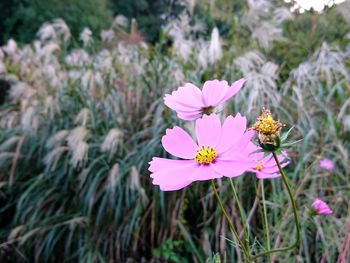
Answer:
194;146;217;164
254;162;264;171
252;109;283;135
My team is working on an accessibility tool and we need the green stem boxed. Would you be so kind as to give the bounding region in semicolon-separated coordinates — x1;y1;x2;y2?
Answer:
251;153;301;261
261;179;272;263
211;180;250;261
229;178;250;256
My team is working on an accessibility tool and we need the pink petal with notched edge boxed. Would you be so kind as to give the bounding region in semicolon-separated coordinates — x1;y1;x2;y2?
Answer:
149;157;194;172
219;130;255;160
212;159;254;178
150;160;199;191
245;144;290;179
161;127;198;159
262;152;287;166
258;161;289;174
195;113;221;147
201;80;229;107
216;113;247;154
245;142;262;158
160;180;193;191
219;78;246;104
176;111;203;121
188;164;222;181
164;95;200;112
164;83;204;109
150;161;197;184
256;171;281;179
177;83;203;107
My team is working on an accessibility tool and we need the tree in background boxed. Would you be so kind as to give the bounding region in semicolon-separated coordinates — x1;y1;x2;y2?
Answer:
109;0;185;43
0;0;113;45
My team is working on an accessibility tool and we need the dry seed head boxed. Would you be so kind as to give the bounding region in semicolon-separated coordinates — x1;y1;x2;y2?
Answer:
252;109;283;135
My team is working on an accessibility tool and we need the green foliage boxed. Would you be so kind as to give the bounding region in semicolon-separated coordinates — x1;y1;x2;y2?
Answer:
109;0;184;43
269;8;350;82
0;1;349;262
0;0;113;45
152;239;189;263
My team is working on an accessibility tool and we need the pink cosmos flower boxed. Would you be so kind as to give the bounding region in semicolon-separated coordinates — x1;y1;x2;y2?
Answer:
311;198;333;215
149;113;255;191
244;143;289;179
319;159;334;171
164;79;245;120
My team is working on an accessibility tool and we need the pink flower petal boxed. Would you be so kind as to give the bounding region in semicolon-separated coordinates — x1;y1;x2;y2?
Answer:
216;113;247;154
245;143;263;159
219;130;255;160
195;114;221;147
150;160;198;191
149;157;193;172
201;80;229;107
176;111;203;121
318;208;333;214
311;198;333;215
161;127;198;159
248;150;289;179
160;180;193;191
212;159;253;178
319;159;334;171
164;83;204;110
219;78;245;104
256;171;281;179
164;95;201;112
188;164;222;181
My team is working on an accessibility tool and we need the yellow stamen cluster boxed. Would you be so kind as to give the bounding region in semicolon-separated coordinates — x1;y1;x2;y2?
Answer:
254;163;264;171
194;146;217;164
252;109;283;135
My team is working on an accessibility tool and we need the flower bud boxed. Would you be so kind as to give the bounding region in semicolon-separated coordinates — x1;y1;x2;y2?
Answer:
311;198;333;216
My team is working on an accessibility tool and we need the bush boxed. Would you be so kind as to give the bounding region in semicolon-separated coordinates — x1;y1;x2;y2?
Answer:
0;0;113;45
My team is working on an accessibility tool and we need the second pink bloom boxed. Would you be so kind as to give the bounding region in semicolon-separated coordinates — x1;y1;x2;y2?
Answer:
164;79;245;120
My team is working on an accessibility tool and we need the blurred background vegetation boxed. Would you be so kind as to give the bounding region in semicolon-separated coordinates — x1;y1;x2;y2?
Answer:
0;0;350;262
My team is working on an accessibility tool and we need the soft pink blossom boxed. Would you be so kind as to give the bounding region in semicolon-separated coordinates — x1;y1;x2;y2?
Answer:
311;198;333;215
149;113;255;191
245;143;289;179
319;159;334;171
164;79;245;120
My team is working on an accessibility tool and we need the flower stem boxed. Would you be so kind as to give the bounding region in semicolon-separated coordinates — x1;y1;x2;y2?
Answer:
251;153;301;261
211;180;250;261
229;178;250;256
261;179;272;263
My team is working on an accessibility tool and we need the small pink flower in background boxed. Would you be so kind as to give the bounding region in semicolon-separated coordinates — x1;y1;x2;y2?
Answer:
311;198;333;215
319;159;334;171
244;143;289;179
149;113;255;191
164;79;245;120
